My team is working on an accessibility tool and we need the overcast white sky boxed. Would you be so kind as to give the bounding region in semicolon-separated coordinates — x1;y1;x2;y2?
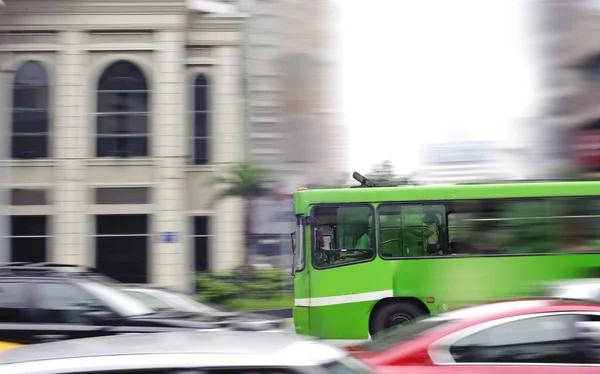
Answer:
339;0;542;176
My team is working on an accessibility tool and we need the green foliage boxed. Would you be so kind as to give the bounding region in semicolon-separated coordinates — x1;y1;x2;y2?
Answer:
196;267;293;310
215;163;274;200
365;160;412;187
195;273;241;303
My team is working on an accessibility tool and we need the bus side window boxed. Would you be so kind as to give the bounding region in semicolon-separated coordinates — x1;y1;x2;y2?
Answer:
379;204;447;258
379;209;403;257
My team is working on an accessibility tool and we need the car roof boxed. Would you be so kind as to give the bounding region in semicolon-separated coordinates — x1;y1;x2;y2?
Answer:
0;331;342;366
431;298;600;324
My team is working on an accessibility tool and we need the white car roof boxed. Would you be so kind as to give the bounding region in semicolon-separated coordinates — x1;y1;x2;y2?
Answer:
430;299;552;322
0;331;349;374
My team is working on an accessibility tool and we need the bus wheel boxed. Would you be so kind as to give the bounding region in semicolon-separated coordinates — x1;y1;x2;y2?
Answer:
370;302;422;336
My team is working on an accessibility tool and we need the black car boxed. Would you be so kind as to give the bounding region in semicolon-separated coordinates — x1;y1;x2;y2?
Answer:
0;263;231;345
119;284;283;331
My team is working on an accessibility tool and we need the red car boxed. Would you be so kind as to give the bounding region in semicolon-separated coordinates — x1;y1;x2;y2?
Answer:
349;298;600;374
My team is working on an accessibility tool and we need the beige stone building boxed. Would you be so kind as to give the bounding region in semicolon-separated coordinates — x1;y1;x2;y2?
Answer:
0;0;247;292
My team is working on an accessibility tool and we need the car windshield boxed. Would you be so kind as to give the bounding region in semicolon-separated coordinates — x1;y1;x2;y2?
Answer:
163;291;221;313
123;290;175;311
358;317;452;353
80;279;154;317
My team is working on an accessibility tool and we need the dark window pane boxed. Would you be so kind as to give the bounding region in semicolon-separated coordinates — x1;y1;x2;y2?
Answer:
12;87;48;109
194;112;208;137
97;91;148;113
96;215;147;235
96;236;148;283
11;237;46;263
13;61;48;86
194;236;209;272
0;283;28;323
97;114;147;134
12;110;48;133
33;283;99;324
11;215;46;236
194;83;208;111
97;136;148;157
194;74;207;87
95;187;150;205
194;138;208;165
11;134;48;159
98;61;147;91
11;189;48;206
194;216;209;236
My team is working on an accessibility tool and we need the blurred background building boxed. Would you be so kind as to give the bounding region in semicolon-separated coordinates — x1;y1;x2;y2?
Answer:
239;0;347;266
414;140;505;185
538;0;600;176
240;0;347;192
0;0;249;292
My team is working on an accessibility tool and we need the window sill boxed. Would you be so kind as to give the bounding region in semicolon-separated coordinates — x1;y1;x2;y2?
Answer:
9;159;56;168
86;158;155;167
184;164;218;173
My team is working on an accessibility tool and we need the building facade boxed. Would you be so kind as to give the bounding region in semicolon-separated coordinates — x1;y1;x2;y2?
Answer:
0;0;247;292
415;141;506;185
538;0;600;174
240;0;347;191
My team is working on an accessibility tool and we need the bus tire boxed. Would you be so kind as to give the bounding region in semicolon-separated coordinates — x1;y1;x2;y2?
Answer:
370;302;423;336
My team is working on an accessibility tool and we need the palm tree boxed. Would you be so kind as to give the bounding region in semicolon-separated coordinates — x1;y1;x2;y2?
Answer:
214;163;274;267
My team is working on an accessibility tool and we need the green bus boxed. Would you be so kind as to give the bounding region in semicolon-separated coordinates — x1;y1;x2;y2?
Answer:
290;177;600;342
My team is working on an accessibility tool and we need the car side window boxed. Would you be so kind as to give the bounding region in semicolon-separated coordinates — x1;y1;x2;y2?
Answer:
33;283;103;324
449;314;580;364
0;282;29;323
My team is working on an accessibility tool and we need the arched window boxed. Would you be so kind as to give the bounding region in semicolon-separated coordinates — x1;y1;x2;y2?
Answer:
193;74;209;165
11;61;50;159
96;60;148;157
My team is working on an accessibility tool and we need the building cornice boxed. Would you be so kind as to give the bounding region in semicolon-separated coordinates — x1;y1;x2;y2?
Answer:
188;13;247;31
4;0;187;15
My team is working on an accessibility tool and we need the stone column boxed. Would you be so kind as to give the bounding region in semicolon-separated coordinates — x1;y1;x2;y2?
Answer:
150;29;189;291
211;45;245;271
52;31;88;266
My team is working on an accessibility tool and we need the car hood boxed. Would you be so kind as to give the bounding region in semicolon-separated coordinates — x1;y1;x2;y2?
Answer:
131;310;228;330
132;309;281;331
227;311;283;331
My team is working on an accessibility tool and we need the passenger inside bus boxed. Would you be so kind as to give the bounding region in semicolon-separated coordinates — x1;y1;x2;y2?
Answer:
408;213;441;255
354;220;371;249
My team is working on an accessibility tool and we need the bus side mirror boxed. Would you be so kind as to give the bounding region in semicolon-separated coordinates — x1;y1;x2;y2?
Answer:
291;232;296;253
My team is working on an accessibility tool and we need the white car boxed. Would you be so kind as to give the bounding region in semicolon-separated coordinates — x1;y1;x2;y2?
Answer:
0;331;376;374
538;278;600;301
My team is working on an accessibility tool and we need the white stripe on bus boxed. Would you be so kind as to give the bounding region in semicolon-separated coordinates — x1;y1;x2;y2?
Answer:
294;290;394;307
